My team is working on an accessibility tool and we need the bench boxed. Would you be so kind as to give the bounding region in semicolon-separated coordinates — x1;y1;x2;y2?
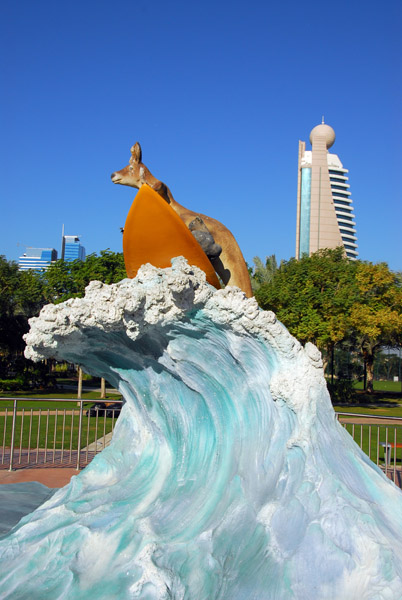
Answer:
380;442;402;465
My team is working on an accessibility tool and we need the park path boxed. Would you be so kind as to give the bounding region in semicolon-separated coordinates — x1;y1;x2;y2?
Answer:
338;416;402;425
0;467;77;487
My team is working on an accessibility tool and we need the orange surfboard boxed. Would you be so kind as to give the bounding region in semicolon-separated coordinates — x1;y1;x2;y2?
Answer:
123;184;221;289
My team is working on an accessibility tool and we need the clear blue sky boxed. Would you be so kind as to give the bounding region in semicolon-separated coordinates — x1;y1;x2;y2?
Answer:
1;0;401;272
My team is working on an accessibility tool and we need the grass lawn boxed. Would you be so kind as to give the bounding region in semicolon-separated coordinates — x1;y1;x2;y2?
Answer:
334;402;402;418
353;380;402;393
330;380;402;418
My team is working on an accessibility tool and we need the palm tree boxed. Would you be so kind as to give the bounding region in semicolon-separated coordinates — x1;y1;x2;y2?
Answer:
251;255;279;292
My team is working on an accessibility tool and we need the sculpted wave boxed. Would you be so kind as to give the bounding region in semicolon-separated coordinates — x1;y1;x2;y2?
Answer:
0;257;402;599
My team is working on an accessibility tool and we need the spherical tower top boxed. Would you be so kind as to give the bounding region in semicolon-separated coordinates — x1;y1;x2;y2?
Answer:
309;118;336;149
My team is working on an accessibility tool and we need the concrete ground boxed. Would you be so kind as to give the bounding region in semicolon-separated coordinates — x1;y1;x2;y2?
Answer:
0;467;77;488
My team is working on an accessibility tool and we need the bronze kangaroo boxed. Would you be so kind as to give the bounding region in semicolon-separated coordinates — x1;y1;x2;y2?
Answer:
111;143;252;297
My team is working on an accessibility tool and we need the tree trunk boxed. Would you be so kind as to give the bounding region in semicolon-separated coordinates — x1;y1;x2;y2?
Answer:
364;351;375;394
100;377;106;399
321;345;334;383
363;360;367;391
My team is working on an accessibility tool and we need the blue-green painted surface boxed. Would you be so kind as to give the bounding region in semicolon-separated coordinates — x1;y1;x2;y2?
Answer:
299;167;311;256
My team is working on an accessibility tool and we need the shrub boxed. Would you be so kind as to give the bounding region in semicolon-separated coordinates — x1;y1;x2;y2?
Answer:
327;379;356;404
0;377;25;391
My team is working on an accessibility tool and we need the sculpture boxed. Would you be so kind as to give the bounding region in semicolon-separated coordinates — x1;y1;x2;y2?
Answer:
111;142;253;297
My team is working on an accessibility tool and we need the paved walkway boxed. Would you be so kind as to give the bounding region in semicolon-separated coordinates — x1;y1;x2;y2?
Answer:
339;416;402;425
0;467;77;488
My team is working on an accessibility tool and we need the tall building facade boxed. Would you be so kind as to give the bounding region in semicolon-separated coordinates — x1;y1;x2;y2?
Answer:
296;121;358;260
18;248;58;272
61;234;86;262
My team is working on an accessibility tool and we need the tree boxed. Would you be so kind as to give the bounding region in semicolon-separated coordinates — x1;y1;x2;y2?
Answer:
349;262;402;393
70;249;126;289
0;256;25;356
41;250;126;303
0;256;47;384
250;255;279;292
375;348;401;381
41;259;77;304
0;257;45;353
0;251;126;383
255;248;359;371
255;251;402;393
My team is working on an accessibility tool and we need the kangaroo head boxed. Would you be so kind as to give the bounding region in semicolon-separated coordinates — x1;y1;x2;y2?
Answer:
111;142;152;189
111;142;172;205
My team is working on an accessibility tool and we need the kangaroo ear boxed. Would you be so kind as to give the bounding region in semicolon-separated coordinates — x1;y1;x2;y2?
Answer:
130;142;142;163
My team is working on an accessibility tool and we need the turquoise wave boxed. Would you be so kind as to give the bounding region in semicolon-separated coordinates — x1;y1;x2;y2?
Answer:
0;258;402;599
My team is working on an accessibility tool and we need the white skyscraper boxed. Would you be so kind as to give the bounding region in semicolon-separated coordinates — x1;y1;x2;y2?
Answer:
296;120;358;259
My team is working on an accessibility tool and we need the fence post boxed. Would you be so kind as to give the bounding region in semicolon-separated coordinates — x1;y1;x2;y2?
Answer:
76;399;83;470
77;367;83;402
8;399;18;471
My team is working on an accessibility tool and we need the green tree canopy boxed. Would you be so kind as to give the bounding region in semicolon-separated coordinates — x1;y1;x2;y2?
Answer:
0;256;26;355
255;249;402;392
255;248;358;357
41;249;126;303
0;251;126;380
250;255;280;292
349;262;402;392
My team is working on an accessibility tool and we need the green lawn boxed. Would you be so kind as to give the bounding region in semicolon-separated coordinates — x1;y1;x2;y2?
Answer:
334;404;402;418
353;380;402;393
331;379;402;418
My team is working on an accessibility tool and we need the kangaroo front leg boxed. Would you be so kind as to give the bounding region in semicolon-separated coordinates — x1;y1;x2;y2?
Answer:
189;217;222;261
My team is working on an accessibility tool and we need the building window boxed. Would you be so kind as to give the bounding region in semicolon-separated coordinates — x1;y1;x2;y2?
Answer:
333;199;351;206
336;209;353;216
332;192;350;199
299;168;311;256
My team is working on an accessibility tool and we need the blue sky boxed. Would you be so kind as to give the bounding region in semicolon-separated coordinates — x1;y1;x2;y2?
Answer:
1;0;401;272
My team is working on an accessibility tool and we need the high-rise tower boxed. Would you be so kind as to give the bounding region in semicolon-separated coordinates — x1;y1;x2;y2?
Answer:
296;120;358;259
61;226;86;262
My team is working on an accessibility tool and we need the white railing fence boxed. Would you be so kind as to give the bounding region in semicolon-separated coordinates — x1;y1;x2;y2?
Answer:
336;412;402;486
0;398;122;471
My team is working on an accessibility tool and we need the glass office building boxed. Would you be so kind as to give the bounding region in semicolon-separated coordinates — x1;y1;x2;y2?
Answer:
18;248;58;272
61;235;86;262
296;121;358;260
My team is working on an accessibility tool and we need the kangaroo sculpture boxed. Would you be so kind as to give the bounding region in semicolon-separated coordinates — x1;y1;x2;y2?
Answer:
111;143;253;297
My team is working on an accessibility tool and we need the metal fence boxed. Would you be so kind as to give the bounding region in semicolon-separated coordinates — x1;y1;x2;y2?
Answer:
337;412;402;487
0;398;122;471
